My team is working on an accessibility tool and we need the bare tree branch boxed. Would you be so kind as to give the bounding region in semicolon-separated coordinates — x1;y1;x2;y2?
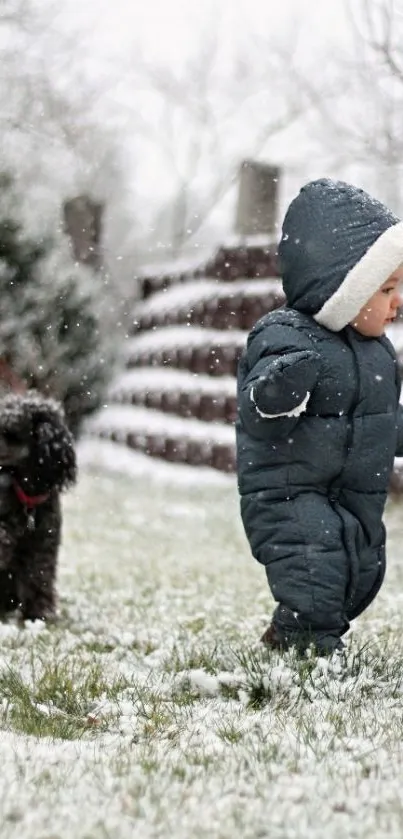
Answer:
298;0;403;211
130;24;311;254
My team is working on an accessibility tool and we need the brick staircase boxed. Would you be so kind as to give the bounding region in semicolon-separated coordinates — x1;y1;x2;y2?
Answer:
83;242;403;490
84;243;283;472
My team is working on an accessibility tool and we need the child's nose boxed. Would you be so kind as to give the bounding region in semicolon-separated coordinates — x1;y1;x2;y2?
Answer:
393;290;402;309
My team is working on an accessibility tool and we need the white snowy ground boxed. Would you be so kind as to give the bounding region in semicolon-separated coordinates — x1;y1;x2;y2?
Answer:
2;441;403;839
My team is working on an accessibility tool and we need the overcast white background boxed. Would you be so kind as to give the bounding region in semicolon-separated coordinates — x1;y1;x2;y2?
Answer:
5;0;398;264
49;0;355;241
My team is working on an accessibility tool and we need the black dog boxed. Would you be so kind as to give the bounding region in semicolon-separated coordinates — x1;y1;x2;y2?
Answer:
0;391;76;620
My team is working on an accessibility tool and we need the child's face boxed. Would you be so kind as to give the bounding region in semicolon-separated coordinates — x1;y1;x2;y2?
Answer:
350;267;403;337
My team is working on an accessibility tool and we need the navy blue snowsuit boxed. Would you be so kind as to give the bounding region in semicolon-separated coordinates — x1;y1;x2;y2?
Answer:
236;179;403;653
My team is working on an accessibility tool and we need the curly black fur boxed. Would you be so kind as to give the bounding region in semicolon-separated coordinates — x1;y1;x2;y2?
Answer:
0;391;77;620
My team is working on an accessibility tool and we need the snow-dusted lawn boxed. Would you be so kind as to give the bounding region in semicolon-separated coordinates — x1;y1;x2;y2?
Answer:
2;441;403;839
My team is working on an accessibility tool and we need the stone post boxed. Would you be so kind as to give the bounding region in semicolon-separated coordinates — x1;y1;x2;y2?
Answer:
235;160;280;236
63;195;104;271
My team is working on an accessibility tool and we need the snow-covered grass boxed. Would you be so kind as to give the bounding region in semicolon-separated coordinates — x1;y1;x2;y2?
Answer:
2;443;403;838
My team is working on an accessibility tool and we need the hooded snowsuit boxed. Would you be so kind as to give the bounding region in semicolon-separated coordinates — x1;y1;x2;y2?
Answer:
236;179;403;654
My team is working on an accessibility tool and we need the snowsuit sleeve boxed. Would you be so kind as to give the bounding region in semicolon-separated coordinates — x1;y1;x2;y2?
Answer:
237;321;321;440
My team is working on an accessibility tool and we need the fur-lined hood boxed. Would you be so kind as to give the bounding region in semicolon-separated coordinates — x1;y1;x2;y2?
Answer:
278;178;403;331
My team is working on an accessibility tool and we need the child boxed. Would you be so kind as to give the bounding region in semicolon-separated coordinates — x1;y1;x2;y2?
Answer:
236;178;403;655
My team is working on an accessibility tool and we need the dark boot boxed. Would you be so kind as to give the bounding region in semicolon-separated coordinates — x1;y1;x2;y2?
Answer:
260;623;285;649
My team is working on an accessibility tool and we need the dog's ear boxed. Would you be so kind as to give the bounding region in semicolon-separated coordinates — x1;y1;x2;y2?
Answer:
35;419;77;491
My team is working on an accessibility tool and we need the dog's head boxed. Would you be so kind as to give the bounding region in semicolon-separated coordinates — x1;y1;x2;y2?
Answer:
0;392;77;494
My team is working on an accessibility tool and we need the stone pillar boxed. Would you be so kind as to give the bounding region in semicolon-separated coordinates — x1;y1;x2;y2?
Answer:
63;195;104;270
235;160;280;237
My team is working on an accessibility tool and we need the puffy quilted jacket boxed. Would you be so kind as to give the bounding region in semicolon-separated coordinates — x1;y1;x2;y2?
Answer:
236;179;403;653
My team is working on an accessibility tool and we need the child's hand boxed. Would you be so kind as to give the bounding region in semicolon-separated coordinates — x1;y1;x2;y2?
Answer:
249;349;321;418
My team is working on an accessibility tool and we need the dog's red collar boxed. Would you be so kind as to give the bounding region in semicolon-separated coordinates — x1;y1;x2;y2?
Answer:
13;481;50;508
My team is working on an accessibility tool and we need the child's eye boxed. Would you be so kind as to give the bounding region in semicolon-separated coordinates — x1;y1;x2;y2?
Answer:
382;286;395;294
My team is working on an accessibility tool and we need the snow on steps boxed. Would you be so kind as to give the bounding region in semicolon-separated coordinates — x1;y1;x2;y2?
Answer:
135;250;215;299
135;242;279;299
102;247;280;473
124;325;247;376
108;368;237;424
131;278;283;333
84;404;236;472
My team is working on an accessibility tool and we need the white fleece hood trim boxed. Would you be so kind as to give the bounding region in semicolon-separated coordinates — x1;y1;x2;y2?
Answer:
313;221;403;332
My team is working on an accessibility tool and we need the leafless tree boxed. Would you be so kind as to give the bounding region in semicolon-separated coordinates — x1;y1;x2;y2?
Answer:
298;0;403;212
0;0;140;312
127;25;310;256
0;0;128;239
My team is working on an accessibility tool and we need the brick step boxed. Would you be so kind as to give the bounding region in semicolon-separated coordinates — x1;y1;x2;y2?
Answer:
203;243;279;281
135;244;279;300
131;278;283;334
108;368;237;423
137;265;204;301
124;326;247;377
84;405;236;472
135;251;214;299
390;454;403;494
